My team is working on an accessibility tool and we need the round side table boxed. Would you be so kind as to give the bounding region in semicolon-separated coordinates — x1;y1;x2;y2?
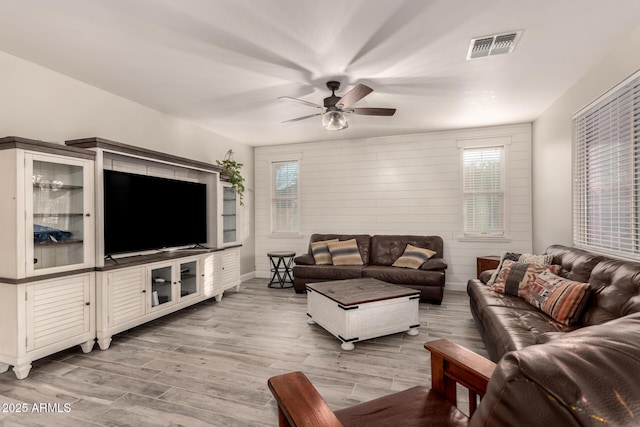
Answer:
267;252;295;289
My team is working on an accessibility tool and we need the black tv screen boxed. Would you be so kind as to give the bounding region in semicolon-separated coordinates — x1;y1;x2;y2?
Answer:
103;170;207;255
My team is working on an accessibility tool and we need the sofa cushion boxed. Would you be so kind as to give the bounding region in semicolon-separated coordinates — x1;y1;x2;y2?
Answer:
327;239;364;266
545;244;605;282
370;235;443;266
468;280;536;320
392;244;436;269
310;239;338;265
487;252;554;286
292;265;364;281
489;260;561;298
306;234;372;265
525;270;591;326
363;265;445;287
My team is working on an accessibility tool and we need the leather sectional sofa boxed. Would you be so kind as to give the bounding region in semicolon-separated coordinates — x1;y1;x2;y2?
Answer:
293;234;447;303
468;244;640;361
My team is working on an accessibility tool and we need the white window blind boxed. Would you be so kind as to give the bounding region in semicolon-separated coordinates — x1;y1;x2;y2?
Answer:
272;160;299;233
462;146;505;235
573;73;640;259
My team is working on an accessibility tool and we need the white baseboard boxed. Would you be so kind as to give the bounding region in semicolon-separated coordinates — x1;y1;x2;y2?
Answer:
445;281;467;292
241;271;257;282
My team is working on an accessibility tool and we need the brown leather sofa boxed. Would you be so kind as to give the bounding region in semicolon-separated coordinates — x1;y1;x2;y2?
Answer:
269;313;640;426
468;244;640;361
293;234;447;303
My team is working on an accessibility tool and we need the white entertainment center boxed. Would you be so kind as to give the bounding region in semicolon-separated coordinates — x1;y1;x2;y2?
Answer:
0;136;241;379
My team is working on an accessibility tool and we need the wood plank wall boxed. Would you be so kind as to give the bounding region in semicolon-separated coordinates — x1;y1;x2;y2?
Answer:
254;124;532;290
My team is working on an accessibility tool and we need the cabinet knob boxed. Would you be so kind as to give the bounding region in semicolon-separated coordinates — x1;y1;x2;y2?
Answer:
85;213;91;217
85;302;90;306
142;290;146;293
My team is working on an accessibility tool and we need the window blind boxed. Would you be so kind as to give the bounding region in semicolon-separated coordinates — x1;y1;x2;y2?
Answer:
272;160;299;233
463;146;505;235
573;73;640;259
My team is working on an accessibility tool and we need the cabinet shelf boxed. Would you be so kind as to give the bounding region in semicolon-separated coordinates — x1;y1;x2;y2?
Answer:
34;213;84;217
34;239;83;247
32;184;83;190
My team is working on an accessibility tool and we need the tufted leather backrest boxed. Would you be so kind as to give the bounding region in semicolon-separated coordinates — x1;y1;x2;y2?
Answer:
307;234;372;265
583;259;640;326
545;244;604;282
370;235;444;266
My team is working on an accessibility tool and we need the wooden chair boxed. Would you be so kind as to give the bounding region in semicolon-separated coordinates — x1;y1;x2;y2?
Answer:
268;339;495;427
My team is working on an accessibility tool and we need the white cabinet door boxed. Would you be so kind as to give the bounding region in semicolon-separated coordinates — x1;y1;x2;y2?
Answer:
221;247;241;291
106;267;146;328
25;274;91;351
202;253;221;299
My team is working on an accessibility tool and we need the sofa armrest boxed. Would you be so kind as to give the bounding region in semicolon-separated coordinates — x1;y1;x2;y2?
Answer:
268;371;344;427
294;254;315;265
421;257;447;271
426;339;496;415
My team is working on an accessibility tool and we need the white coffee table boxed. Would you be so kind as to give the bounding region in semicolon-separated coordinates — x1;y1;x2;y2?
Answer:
306;278;420;350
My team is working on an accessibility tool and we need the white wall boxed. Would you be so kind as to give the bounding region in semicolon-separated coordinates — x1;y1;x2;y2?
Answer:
532;25;640;253
0;50;255;275
255;124;532;291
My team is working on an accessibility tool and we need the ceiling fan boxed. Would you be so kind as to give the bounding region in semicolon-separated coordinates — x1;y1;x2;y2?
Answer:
279;81;396;131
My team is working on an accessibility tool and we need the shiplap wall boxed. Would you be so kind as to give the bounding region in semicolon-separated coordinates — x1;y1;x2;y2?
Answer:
255;123;532;291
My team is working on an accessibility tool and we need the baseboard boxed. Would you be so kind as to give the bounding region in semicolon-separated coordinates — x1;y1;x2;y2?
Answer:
241;271;257;282
446;281;467;292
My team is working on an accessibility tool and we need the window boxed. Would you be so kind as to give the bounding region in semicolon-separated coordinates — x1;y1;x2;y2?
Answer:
271;160;299;234
573;72;640;259
461;145;506;236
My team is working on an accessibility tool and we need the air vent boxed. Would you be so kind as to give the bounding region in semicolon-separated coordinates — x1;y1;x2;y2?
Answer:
466;31;522;60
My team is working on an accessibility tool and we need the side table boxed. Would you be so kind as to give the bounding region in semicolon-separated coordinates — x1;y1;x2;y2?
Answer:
476;255;500;279
268;252;295;288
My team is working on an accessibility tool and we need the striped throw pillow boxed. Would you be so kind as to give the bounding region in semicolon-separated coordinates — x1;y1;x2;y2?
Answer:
392;244;436;269
310;239;339;265
327;239;363;266
525;270;591;326
489;260;561;298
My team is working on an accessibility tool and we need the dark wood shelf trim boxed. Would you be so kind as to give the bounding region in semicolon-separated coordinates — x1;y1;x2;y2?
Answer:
0;136;95;160
65;137;222;173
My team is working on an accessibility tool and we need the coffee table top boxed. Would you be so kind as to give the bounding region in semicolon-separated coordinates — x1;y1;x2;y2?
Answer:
306;278;420;306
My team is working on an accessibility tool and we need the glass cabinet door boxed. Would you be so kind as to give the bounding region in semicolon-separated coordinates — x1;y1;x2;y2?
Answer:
150;264;173;309
222;185;237;244
27;154;92;275
179;260;198;300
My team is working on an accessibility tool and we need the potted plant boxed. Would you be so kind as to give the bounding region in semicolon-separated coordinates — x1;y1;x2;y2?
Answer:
217;150;245;206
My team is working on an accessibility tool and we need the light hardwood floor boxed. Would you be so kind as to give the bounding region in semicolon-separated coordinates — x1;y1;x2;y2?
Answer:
0;279;486;426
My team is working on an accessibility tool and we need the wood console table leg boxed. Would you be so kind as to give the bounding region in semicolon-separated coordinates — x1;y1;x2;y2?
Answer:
407;327;419;336
97;337;112;351
79;339;95;353
13;363;32;380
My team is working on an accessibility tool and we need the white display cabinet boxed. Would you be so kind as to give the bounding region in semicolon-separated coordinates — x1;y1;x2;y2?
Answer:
0;137;95;280
219;182;240;246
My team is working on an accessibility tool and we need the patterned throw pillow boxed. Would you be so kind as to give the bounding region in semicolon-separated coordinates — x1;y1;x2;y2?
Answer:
489;260;561;298
486;252;554;286
525;270;591;326
327;239;363;266
392;244;437;269
310;239;339;265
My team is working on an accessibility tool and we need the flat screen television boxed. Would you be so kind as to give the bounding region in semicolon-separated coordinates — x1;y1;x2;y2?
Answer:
103;170;207;255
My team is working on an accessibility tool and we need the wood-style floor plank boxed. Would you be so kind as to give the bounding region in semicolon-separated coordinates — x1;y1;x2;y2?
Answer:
0;279;486;426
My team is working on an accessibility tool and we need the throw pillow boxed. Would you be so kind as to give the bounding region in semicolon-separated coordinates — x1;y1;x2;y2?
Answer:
392;244;437;269
486;251;554;286
525;270;591;326
489;260;561;298
327;239;364;266
310;239;339;265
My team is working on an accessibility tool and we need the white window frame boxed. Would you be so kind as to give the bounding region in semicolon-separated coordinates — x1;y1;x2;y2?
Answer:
457;137;511;241
573;70;640;260
270;155;302;237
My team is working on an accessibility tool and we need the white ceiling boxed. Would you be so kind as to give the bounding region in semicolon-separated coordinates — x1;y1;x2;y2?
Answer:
1;0;639;146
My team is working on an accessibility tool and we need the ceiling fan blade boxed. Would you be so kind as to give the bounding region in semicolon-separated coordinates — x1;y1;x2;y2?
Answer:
347;107;396;116
278;96;323;109
281;112;323;124
336;84;373;108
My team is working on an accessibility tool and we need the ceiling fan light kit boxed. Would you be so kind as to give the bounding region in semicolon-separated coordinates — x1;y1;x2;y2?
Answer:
281;81;396;131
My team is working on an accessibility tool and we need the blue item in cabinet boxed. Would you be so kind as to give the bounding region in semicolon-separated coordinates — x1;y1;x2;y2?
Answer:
34;224;72;243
